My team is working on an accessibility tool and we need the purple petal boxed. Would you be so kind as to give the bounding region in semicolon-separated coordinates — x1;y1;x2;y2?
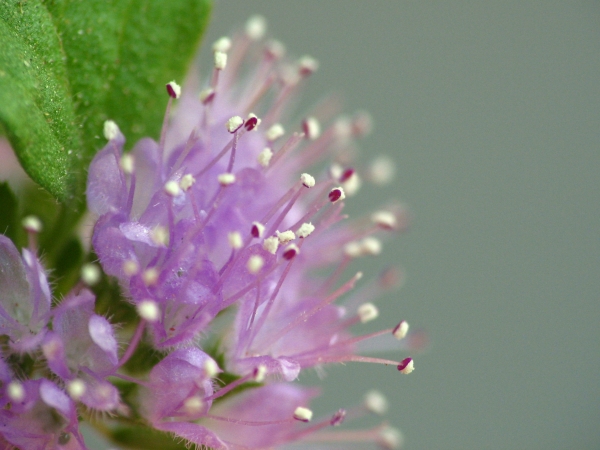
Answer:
154;422;227;450
87;143;127;216
88;315;118;364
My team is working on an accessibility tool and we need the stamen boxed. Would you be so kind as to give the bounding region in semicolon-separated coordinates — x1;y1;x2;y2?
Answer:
103;120;120;140
357;303;379;323
251;221;265;238
22;215;42;234
294;406;313;422
136;300;160;322
7;381;25;402
296;222;315;238
142;267;159;286
397;357;414;374
282;243;299;260
392;321;409;340
228;231;243;249
212;36;232;53
204;359;220;378
257;147;273;167
298;55;319;76
300;173;316;188
245;15;267;40
214;51;228;71
265;39;285;60
183;396;204;414
263;236;279;254
226;116;244;133
364;390;389;415
276;230;295;244
166;81;181;99
330;409;347;426
378;426;404;449
164;180;181;197
199;87;215;105
123;260;140;277
328;187;346;203
218;173;236;186
369;156;395;185
81;263;101;286
67;379;86;401
253;364;267;382
302;117;321;140
179;174;196;191
265;123;285;142
371;210;397;230
245;113;261;131
120;154;135;174
150;226;169;247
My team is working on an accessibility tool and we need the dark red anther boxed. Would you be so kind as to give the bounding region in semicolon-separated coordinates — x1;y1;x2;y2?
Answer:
330;409;347;426
282;246;298;260
339;168;355;183
397;357;413;372
245;116;259;131
328;188;343;203
166;83;178;99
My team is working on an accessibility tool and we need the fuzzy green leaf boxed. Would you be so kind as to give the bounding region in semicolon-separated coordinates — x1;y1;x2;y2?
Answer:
46;0;212;151
0;1;82;202
1;0;212;203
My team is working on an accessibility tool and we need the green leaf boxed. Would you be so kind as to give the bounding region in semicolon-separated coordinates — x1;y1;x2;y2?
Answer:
1;0;212;203
0;183;19;244
0;1;82;202
46;0;212;151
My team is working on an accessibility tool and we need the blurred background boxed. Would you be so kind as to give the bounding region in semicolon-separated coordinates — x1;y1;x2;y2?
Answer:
202;2;599;449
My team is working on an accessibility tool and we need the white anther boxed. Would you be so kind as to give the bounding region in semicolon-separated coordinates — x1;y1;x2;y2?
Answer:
333;117;353;140
199;87;215;104
298;55;319;75
263;236;279;254
123;260;140;277
293;406;313;422
302;117;321;140
180;174;196;191
103;120;120;140
343;241;362;258
370;156;395;185
214;51;228;70
329;163;343;181
379;426;404;449
120;154;135;174
393;321;409;340
296;222;315;238
398;358;414;375
266;39;286;59
265;123;285;141
276;230;295;244
357;303;379;323
226;116;244;133
257;147;273;167
342;172;361;196
361;237;382;255
137;300;160;322
150;226;169;247
300;173;315;188
212;36;232;53
253;364;267;382
183;396;204;414
7;381;25;402
364;390;389;415
22;215;42;233
166;81;181;99
247;255;264;274
372;211;397;229
228;231;243;249
164;180;181;197
204;359;219;378
356;271;364;280
142;267;159;286
67;379;86;400
218;173;236;186
245;15;267;40
251;221;265;238
81;263;101;286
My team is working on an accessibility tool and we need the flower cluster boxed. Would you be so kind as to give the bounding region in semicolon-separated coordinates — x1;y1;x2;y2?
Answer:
0;15;419;450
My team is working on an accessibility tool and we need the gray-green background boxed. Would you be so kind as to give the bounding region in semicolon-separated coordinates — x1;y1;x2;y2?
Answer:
205;2;599;449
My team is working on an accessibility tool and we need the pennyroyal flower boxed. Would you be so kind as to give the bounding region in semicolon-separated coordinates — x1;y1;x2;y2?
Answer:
0;15;419;450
